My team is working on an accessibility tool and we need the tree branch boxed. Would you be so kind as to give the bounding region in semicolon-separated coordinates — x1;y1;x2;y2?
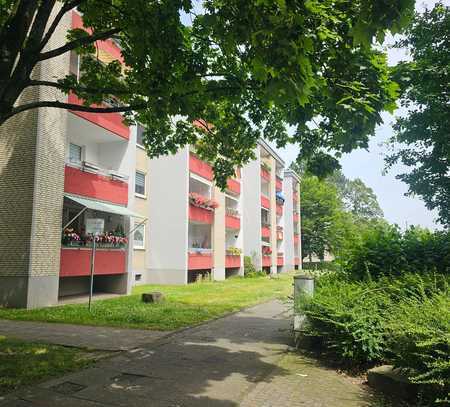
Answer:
28;80;130;96
38;28;121;61
39;0;85;52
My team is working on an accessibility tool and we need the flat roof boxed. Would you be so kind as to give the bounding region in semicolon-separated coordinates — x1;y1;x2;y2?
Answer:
258;139;285;166
284;168;300;182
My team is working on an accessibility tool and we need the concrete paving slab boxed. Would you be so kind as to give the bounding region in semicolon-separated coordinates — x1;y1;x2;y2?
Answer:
0;319;169;351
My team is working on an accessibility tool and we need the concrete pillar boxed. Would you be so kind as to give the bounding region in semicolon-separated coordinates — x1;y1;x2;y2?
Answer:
293;274;314;301
269;156;277;274
0;7;71;308
213;186;226;281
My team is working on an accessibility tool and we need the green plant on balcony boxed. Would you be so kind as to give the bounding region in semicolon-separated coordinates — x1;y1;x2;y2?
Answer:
262;246;272;256
226;247;242;256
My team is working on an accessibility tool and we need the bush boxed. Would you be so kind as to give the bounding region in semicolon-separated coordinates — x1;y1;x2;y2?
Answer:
345;225;450;280
243;256;265;278
297;272;450;404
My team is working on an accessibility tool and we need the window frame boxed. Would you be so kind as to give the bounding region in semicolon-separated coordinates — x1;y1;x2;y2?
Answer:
69;143;83;164
133;223;146;250
136;123;145;149
135;170;146;198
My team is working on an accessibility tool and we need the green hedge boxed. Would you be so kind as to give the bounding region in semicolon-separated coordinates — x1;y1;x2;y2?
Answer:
297;273;450;404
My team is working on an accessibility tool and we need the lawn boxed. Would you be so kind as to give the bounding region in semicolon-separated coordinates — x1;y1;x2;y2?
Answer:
0;274;293;331
0;336;96;396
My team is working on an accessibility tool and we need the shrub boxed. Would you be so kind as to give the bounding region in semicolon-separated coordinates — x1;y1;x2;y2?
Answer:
345;225;450;280
386;287;450;403
243;256;265;278
298;273;390;364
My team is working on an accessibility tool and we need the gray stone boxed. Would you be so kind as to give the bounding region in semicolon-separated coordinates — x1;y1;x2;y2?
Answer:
367;364;418;401
141;291;165;303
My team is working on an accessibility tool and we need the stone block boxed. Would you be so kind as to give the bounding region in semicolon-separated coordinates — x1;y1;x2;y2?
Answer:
142;292;165;303
367;365;418;401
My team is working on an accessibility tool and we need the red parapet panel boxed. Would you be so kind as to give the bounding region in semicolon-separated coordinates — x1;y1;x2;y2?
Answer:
293;213;300;223
225;215;240;230
225;255;241;268
294;256;300;266
261;195;270;209
64;166;128;206
189;204;214;224
188;252;213;270
277;256;284;266
261;168;270;181
261;226;271;238
277;231;283;241
68;94;129;140
72;12;124;64
60;248;126;277
293;193;299;203
276;177;282;192
226;178;241;195
189;153;213;181
276;204;283;216
294;234;300;245
262;256;272;267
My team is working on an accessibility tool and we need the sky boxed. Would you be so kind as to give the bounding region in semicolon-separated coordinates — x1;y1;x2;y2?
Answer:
274;0;447;230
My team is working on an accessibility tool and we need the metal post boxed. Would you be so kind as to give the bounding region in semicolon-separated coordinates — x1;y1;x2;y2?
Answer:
88;237;96;311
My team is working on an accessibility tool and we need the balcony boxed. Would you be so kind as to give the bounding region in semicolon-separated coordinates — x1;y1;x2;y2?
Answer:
294;213;300;223
261;225;271;238
189;204;214;224
261;195;270;209
226;178;241;195
188;252;213;270
262;256;271;267
60;247;126;277
276;228;283;241
293;193;299;203
68;93;129;140
295;256;300;266
276;204;283;216
64;164;128;206
225;255;241;268
261;167;271;181
189;153;213;181
276;176;283;192
225;214;240;230
277;253;284;266
294;234;300;245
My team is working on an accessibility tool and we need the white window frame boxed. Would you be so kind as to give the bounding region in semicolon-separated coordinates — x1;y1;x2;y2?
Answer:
133;223;146;250
136;123;145;150
135;171;146;198
69;143;83;164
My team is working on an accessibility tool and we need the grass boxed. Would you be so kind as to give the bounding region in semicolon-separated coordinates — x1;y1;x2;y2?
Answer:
0;274;293;331
0;336;96;396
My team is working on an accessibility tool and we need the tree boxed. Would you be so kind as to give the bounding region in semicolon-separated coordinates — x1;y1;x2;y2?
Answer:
0;1;414;187
386;2;450;227
328;170;384;221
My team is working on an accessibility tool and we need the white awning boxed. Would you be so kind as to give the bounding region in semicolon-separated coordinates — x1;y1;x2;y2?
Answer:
64;194;145;219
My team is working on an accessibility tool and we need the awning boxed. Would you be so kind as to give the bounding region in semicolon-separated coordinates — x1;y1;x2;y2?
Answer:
64;193;146;219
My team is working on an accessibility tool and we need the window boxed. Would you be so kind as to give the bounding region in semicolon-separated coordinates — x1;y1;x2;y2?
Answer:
135;171;146;196
136;124;145;148
69;51;79;77
133;224;145;249
69;143;82;163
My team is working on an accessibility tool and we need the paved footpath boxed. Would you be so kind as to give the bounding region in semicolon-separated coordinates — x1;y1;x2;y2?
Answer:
0;301;383;407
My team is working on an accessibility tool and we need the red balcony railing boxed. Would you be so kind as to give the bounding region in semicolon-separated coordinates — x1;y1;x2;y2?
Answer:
226;178;241;195
189;204;214;224
225;255;241;268
293;193;299;203
294;213;300;223
225;215;240;230
261;167;271;181
277;255;284;266
261;195;270;209
64;165;128;205
60;248;126;277
189;153;213;181
276;204;283;216
294;234;300;245
261;226;271;238
276;177;282;192
262;256;271;267
294;256;300;266
68;93;130;140
188;252;213;270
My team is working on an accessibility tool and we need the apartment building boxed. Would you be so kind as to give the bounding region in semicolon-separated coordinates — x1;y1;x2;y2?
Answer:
0;9;302;309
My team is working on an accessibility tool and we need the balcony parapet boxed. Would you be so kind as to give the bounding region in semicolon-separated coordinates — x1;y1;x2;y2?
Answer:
261;195;270;209
188;251;213;270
